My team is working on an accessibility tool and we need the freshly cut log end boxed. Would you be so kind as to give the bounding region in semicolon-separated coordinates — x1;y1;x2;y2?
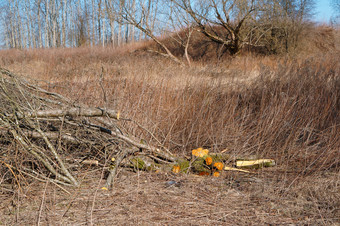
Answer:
236;159;276;169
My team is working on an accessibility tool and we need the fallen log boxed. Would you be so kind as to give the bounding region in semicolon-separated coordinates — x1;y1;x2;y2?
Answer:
11;107;120;120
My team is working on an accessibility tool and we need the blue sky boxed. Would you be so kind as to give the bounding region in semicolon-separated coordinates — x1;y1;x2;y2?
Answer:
0;0;336;23
314;0;334;23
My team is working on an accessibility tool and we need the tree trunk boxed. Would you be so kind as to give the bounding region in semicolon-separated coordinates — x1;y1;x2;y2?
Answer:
25;0;32;48
130;0;135;43
45;0;50;48
37;0;43;48
9;1;16;48
92;0;96;46
62;0;67;47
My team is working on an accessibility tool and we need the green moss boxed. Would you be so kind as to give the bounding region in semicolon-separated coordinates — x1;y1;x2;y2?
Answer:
191;157;211;173
130;157;162;171
189;153;230;174
175;158;190;173
236;155;259;161
130;158;146;170
209;153;230;162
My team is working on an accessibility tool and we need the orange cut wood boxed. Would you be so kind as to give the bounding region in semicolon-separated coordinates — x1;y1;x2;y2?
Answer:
198;171;210;176
192;148;209;158
213;172;220;177
205;156;213;165
172;165;181;173
214;162;224;171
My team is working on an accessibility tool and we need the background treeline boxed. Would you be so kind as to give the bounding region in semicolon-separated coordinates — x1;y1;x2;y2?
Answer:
1;0;149;48
0;0;337;55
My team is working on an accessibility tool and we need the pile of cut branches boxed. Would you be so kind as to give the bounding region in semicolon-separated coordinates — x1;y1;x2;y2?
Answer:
0;68;175;189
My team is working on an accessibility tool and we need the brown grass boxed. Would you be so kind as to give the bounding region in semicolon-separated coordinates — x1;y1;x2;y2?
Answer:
0;170;338;225
0;44;339;224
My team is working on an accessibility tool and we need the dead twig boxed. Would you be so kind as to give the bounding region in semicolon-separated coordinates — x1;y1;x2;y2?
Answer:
103;148;139;189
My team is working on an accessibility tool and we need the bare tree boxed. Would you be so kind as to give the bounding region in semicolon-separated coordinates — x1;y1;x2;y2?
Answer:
118;0;124;46
105;0;116;46
24;0;33;48
36;0;43;48
170;0;260;55
61;0;67;47
331;0;340;24
120;0;185;64
260;0;315;53
130;0;136;42
44;0;50;48
4;0;16;48
333;0;340;12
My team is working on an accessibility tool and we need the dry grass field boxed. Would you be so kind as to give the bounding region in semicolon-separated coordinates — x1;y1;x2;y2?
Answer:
0;40;339;225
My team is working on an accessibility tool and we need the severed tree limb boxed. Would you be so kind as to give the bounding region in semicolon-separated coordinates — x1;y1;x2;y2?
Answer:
86;121;176;163
0;129;78;144
0;117;78;186
103;148;139;189
32;126;79;186
8;127;73;184
85;118;175;163
17;166;74;190
11;107;120;120
146;154;173;164
111;131;175;162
